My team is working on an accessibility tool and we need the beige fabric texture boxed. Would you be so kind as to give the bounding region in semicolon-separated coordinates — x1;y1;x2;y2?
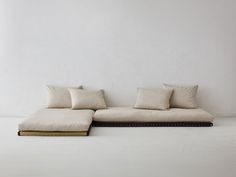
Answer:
163;84;198;108
69;89;107;110
47;85;82;108
93;107;214;123
134;88;173;110
18;109;94;132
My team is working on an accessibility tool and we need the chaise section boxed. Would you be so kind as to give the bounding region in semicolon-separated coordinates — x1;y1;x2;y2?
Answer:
18;109;94;136
93;107;214;127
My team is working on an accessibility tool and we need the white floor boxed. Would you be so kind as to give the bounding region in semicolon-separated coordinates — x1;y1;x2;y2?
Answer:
0;118;236;177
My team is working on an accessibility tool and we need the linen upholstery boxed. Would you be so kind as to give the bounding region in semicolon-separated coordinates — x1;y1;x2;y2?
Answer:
134;88;173;110
18;109;94;132
47;85;82;108
69;89;107;110
163;84;198;108
93;107;214;123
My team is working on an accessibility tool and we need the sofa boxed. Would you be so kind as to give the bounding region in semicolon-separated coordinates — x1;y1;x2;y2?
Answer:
18;84;214;136
93;107;213;127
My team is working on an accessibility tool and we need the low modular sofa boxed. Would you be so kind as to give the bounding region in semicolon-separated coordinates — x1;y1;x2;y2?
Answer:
93;107;213;127
18;107;214;136
18;84;214;136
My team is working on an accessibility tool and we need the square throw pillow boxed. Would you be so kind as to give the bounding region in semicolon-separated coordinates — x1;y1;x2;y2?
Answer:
47;85;82;108
163;83;198;108
134;88;173;110
69;89;107;110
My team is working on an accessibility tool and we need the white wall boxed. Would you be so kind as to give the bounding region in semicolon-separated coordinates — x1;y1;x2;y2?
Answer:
0;0;236;117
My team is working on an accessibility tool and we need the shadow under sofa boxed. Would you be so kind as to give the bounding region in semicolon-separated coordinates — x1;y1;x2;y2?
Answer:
18;107;214;136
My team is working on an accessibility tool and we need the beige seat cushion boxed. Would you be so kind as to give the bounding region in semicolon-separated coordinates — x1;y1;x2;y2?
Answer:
134;88;173;110
47;85;82;108
19;109;94;132
93;107;214;123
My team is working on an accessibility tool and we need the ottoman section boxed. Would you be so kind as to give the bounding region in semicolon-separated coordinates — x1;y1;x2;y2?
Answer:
18;108;94;136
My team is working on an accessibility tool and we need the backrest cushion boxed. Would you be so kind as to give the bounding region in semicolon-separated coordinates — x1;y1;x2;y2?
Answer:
69;89;107;110
163;83;198;108
47;85;82;108
134;88;173;110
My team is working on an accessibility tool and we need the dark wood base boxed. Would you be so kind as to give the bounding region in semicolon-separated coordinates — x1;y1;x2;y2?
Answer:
18;125;92;136
18;131;89;136
18;122;213;136
92;121;213;127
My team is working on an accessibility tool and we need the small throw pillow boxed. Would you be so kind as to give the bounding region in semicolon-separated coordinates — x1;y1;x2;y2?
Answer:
69;89;107;110
134;88;173;110
47;85;82;108
163;83;198;108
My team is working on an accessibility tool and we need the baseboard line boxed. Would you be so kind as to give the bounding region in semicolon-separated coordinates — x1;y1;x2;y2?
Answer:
0;113;236;119
0;116;25;118
214;113;236;118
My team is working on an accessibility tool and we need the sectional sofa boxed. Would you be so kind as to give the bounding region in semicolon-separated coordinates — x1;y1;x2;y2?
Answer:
18;84;214;136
